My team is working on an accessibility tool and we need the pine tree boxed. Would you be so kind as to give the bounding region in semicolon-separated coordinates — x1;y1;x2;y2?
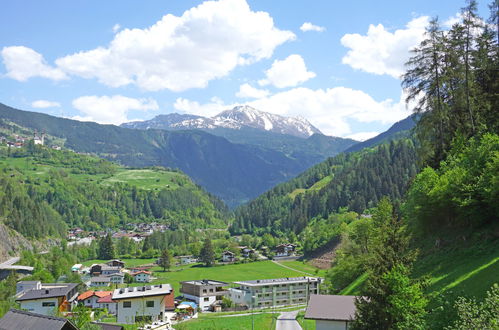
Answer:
98;233;115;260
352;198;427;329
160;249;172;272
199;238;215;267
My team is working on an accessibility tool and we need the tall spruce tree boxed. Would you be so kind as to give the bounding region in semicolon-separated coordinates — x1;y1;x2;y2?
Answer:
98;233;115;260
160;249;172;272
352;198;427;329
199;238;215;267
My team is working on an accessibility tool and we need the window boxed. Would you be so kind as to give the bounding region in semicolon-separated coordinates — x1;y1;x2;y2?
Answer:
209;288;213;293
123;301;131;308
42;302;55;307
146;301;154;308
204;297;210;302
202;289;207;293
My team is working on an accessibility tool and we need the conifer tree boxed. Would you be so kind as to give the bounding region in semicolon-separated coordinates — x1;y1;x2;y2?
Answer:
199;238;215;267
160;249;172;272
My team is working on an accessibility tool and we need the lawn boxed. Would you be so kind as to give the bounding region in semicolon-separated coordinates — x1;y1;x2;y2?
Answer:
296;311;316;330
101;168;183;190
174;312;276;330
276;260;327;278
82;258;157;268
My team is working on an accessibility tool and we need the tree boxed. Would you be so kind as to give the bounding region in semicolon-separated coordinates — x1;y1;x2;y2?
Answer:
446;284;499;329
199;238;215;267
160;249;172;272
352;198;427;330
98;233;115;260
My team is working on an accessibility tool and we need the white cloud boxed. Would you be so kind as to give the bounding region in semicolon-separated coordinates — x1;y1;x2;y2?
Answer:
175;87;413;136
300;22;325;32
72;95;158;125
112;24;121;33
1;46;67;81
54;0;294;91
341;16;429;79
236;83;270;98
31;100;61;108
345;131;380;141
258;54;316;88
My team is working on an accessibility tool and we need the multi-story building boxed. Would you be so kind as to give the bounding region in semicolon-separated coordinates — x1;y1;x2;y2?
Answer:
180;280;228;311
112;284;174;324
229;276;322;308
16;282;79;316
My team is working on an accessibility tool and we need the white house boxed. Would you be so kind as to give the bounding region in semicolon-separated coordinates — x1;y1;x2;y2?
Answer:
77;290;113;309
71;264;83;273
131;271;151;283
16;281;42;296
221;251;235;263
90;276;111;287
97;294;117;315
105;273;124;284
304;295;358;330
16;283;79;316
180;280;228;312
112;284;175;324
177;256;196;265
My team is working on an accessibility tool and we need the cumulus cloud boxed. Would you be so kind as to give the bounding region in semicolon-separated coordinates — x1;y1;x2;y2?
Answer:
341;16;429;79
300;22;325;32
345;131;380;141
174;87;413;136
31;100;61;108
53;0;294;91
236;83;270;98
112;24;121;33
72;95;158;125
1;46;67;81
258;54;316;88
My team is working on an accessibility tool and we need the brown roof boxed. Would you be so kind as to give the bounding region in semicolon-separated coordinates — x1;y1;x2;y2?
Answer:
97;294;115;304
77;290;113;301
304;295;357;321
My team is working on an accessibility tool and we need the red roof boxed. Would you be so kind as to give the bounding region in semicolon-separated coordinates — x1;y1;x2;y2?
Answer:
77;290;113;301
131;271;151;276
97;294;115;304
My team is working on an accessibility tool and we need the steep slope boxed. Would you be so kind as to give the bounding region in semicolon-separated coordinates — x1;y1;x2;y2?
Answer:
122;105;323;138
0;103;314;206
345;115;416;153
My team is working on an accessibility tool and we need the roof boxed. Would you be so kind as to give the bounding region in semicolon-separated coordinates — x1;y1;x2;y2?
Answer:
181;279;228;286
17;281;40;285
178;301;198;309
222;251;235;255
16;283;78;301
105;273;124;277
131;270;151;276
91;276;111;282
304;295;357;321
78;290;113;301
112;284;172;300
0;309;78;330
97;294;115;304
90;322;124;330
234;276;321;287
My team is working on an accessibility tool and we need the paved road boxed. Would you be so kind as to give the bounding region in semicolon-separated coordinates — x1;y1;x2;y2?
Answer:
0;257;20;267
276;310;302;330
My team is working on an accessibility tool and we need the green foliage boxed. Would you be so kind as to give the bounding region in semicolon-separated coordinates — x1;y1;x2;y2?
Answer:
446;284;499;330
160;249;172;271
200;238;215;266
98;233;115;260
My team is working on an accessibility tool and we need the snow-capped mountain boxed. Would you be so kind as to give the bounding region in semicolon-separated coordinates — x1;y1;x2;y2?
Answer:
122;105;322;138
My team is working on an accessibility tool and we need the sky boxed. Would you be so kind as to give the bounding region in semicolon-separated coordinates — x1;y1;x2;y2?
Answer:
0;0;491;140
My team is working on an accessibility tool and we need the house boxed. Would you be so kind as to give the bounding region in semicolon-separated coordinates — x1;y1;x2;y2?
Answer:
106;259;125;269
221;251;235;263
111;284;175;324
229;276;322;308
16;283;79;316
274;243;296;257
77;290;113;309
180;280;228;312
131;270;152;283
16;281;42;296
90;276;111;287
71;264;82;273
105;272;125;284
304;295;358;330
240;247;255;258
90;264;121;276
177;255;196;265
0;309;78;330
97;294;117;314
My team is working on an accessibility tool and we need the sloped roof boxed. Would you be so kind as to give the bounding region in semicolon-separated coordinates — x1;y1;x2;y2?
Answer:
304;295;357;321
97;294;115;304
78;290;113;301
0;309;78;330
16;283;78;301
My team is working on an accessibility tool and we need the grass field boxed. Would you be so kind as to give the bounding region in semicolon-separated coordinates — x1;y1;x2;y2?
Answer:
296;311;316;330
102;168;184;190
174;312;276;330
276;260;327;278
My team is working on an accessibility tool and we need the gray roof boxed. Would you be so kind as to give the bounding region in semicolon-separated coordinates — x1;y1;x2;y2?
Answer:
17;281;40;285
234;276;321;286
181;279;228;286
16;283;78;301
304;295;357;321
112;284;172;300
0;309;78;330
91;276;111;282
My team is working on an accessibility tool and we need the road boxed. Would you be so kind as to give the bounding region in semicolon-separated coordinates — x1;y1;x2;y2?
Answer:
0;257;20;267
276;310;302;330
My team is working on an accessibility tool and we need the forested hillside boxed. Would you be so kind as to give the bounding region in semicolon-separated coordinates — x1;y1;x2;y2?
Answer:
232;138;418;234
0;144;231;239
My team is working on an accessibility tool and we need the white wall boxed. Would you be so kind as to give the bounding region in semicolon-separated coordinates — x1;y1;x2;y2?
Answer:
316;319;349;330
183;293;217;311
116;296;165;324
20;298;59;316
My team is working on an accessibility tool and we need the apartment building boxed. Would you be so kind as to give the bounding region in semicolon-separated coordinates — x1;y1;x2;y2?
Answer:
180;279;228;311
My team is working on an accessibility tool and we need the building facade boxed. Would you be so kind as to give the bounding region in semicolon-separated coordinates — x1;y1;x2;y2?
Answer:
230;276;321;308
180;280;228;312
16;283;79;316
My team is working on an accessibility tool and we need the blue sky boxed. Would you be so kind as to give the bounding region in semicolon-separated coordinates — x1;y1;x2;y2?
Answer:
0;0;491;140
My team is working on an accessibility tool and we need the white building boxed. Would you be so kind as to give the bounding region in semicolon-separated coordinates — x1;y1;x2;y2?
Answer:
97;294;117;315
77;290;113;309
16;282;79;316
112;284;175;324
90;276;111;287
221;251;235;263
106;273;124;284
304;295;358;330
132;271;151;283
230;276;321;308
180;280;228;312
